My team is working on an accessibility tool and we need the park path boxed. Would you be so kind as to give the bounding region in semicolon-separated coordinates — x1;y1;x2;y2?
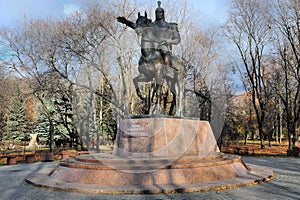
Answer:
0;157;299;200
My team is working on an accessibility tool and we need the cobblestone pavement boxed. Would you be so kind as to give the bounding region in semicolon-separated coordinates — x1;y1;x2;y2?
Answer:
0;157;299;200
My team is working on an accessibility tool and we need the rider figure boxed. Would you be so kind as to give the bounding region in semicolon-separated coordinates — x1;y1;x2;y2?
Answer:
152;1;180;70
117;1;181;70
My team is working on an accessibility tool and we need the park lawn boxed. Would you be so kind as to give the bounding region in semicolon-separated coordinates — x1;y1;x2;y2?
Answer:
222;141;300;156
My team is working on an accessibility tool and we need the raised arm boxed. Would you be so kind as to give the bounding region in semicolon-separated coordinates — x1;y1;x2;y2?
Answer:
117;16;136;29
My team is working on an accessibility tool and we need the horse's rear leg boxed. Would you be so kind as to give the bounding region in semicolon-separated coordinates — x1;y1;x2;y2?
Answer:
169;90;176;115
155;84;162;114
167;78;177;116
149;83;162;115
147;82;155;114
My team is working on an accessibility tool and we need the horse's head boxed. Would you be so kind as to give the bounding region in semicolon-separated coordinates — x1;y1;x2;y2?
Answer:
135;11;152;34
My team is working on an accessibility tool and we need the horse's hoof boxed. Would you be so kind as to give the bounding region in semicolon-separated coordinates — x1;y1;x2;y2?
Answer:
174;112;181;117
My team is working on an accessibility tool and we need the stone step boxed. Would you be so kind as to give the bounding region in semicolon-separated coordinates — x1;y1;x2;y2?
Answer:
58;153;241;171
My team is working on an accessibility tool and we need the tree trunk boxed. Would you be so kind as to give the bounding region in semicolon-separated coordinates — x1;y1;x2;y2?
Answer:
49;119;54;153
268;131;272;147
258;122;265;149
244;131;248;145
287;118;292;150
275;122;279;143
251;129;255;140
291;123;297;147
96;80;103;153
279;112;283;144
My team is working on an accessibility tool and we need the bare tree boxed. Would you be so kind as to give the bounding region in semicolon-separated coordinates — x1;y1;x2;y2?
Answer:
0;65;13;141
223;0;273;148
0;17;85;151
0;0;228;149
272;0;300;149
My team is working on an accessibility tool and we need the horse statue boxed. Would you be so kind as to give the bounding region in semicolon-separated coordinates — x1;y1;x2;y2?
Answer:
117;12;185;116
131;12;185;116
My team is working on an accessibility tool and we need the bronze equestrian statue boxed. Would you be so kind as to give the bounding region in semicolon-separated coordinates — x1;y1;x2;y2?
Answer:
117;1;185;116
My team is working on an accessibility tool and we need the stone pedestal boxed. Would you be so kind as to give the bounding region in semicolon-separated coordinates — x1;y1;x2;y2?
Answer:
25;118;274;194
114;118;219;157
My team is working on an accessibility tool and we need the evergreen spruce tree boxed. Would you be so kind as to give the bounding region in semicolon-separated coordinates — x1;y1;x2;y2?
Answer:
33;110;50;145
34;90;77;148
4;86;29;142
52;94;72;146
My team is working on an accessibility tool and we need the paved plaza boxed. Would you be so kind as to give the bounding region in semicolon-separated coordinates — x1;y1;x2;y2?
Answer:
0;157;299;200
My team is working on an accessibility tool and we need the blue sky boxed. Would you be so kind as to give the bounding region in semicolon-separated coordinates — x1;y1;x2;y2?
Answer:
189;0;231;28
0;0;231;28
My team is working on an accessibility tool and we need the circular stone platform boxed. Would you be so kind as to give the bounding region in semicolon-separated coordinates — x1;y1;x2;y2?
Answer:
25;152;274;194
25;119;274;194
